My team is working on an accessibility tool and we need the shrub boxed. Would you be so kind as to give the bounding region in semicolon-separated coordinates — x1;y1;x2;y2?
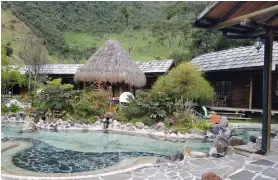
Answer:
132;116;154;126
121;90;173;122
1;106;10;115
10;104;23;113
37;78;77;114
72;89;109;119
152;62;215;104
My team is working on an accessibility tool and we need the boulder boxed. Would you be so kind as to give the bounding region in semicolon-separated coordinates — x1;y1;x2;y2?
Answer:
219;116;228;129
201;171;222;180
184;146;192;157
19;113;27;121
271;132;277;138
2;116;9;121
222;128;232;139
209;146;217;156
21;120;37;133
56;119;63;125
135;122;144;129
249;135;257;143
143;126;149;130
1;133;9;141
170;151;184;162
126;123;133;127
205;131;215;139
228;136;244;146
214;133;229;154
8;113;17;118
190;151;208;158
15;114;21;121
191;129;205;136
156;158;169;164
94;120;101;125
155;122;165;131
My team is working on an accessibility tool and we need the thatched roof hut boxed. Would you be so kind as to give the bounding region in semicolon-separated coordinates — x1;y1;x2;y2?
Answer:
74;39;146;87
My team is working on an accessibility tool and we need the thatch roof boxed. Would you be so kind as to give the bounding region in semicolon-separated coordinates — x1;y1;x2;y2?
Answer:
74;39;146;87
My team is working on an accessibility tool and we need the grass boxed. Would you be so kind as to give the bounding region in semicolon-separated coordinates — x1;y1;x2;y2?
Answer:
1;10;57;64
3;9;186;63
64;30;185;61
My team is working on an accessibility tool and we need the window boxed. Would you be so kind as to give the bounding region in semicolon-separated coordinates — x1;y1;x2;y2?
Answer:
214;81;232;97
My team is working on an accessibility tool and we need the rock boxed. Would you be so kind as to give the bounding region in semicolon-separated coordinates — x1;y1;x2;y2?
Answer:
15;114;21;121
271;132;277;138
95;120;101;125
191;129;205;136
135;122;144;129
209;146;217;156
201;171;222;180
228;136;243;146
126;123;133;127
143;126;149;130
170;151;184;162
190;151;208;158
214;133;228;154
2;116;9;121
205;131;215;139
120;124;126;130
56;119;63;125
1;133;9;141
219;116;228;129
156;158;169;164
170;133;177;138
8;113;17;118
155;122;165;131
222;128;232;139
21;120;37;133
184;146;192;157
20;113;27;120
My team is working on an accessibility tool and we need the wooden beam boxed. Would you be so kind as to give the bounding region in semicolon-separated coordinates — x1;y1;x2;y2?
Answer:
219;2;246;22
265;12;278;24
213;5;278;30
249;75;253;109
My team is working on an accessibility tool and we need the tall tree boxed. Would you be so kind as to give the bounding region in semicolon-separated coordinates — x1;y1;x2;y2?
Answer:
19;35;49;91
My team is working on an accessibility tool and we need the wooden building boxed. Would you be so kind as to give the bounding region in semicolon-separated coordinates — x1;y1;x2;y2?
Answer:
191;42;278;111
18;59;175;96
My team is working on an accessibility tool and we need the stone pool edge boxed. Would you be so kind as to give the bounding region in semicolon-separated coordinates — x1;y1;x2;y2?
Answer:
1;140;158;180
1;163;154;180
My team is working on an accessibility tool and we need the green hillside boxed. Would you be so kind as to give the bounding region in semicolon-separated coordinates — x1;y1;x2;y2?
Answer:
1;1;252;64
1;9;56;64
64;31;184;61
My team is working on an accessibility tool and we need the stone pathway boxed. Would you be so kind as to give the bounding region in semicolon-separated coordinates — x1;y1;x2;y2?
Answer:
92;154;248;180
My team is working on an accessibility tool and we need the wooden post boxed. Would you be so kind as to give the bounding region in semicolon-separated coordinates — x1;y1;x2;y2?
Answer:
249;75;253;109
262;28;273;154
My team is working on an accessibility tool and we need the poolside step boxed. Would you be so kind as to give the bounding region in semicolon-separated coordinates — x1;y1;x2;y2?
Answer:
233;144;258;156
226;117;252;120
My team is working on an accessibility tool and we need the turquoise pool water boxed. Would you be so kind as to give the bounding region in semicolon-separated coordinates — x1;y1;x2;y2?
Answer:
1;124;211;173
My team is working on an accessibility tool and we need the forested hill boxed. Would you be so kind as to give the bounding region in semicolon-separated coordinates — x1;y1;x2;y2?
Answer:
1;1;252;64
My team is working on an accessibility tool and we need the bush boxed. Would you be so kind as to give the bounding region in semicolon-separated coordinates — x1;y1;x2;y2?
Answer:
152;62;215;104
131;116;154;126
1;106;10;115
72;89;109;119
37;78;77;114
121;90;173;122
10;104;23;113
